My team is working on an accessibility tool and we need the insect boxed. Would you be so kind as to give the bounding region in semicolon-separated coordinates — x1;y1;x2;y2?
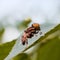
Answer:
21;23;42;46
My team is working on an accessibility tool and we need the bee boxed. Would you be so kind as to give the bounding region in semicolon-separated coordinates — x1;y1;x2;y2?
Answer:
21;23;42;46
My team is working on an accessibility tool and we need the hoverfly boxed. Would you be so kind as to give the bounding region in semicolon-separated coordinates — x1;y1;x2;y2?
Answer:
21;23;42;46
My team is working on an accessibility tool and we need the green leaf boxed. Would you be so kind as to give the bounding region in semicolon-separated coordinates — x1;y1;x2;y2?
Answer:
0;24;5;42
0;40;16;60
0;24;60;60
29;24;60;60
37;37;60;60
12;53;31;60
11;24;60;60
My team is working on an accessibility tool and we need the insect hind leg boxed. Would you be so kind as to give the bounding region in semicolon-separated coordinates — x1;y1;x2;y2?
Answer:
22;41;25;45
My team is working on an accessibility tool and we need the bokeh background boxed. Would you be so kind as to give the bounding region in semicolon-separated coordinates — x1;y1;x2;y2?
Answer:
0;0;60;43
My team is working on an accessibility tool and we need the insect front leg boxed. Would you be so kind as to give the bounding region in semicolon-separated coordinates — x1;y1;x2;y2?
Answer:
39;31;42;35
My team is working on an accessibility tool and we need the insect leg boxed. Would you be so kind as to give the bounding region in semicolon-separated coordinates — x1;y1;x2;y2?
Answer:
22;41;25;45
40;31;42;35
